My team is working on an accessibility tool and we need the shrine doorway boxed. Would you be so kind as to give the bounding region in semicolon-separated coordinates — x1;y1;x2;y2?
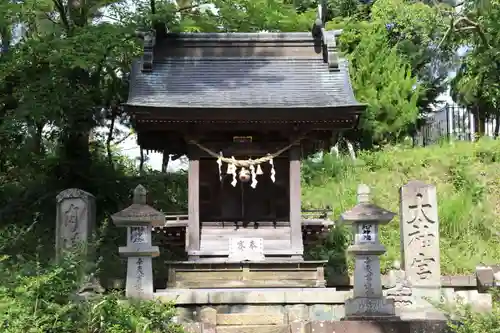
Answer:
199;157;289;224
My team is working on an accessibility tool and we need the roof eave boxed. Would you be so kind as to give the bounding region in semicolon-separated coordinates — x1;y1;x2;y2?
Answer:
123;104;365;124
124;102;365;110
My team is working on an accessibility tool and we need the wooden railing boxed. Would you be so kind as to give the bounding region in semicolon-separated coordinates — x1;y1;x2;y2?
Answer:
162;209;333;228
164;213;188;227
301;207;332;219
301;207;333;224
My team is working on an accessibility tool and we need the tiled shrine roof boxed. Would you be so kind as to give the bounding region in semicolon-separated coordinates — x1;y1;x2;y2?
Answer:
126;32;363;111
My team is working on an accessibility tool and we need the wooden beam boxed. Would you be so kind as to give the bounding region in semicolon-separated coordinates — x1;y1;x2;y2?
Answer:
127;105;364;121
187;146;200;258
289;145;303;259
133;121;356;132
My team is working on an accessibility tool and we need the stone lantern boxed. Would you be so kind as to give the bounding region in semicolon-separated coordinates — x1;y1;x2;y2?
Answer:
111;184;164;299
341;184;398;319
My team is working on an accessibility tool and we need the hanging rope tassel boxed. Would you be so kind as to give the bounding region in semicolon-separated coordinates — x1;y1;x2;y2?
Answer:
269;157;276;183
250;165;257;188
216;152;223;181
188;138;303;188
228;156;238;187
256;164;263;175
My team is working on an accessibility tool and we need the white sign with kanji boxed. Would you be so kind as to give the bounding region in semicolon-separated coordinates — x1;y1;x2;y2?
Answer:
228;237;265;261
358;223;376;244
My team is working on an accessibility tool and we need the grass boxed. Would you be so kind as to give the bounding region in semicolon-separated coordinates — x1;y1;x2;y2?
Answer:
302;138;500;275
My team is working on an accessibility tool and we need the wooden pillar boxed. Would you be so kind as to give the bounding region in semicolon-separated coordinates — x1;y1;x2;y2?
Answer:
188;147;200;259
289;145;303;259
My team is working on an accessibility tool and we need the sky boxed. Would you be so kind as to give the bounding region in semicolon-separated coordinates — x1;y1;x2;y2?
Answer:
116;125;188;172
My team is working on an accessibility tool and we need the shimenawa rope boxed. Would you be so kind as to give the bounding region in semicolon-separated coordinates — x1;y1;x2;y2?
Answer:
188;138;303;167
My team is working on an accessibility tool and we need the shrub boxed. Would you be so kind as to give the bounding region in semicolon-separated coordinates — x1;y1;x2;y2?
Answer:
445;290;500;333
303;138;500;274
0;226;183;333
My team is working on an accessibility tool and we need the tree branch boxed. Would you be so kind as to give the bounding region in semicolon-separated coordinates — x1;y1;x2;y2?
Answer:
438;16;491;49
106;107;117;168
43;12;59;26
178;5;201;12
113;132;133;145
96;14;125;24
52;0;71;31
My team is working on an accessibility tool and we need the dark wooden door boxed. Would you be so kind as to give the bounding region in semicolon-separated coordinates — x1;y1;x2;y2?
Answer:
199;157;289;222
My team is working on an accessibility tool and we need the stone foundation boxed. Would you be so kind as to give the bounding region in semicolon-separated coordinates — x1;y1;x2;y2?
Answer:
181;315;453;333
163;261;326;288
295;320;451;333
156;286;491;333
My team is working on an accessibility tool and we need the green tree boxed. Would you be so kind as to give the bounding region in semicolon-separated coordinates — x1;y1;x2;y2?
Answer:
0;0;316;189
447;0;500;136
344;27;420;146
334;0;451;147
0;0;324;259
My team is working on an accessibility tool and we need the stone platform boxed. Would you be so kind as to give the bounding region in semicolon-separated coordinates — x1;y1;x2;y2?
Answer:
163;260;327;288
290;320;451;333
155;287;491;322
182;320;451;333
156;294;452;333
155;287;350;326
156;287;348;306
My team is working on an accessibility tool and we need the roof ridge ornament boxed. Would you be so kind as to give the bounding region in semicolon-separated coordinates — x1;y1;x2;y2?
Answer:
311;2;325;40
136;30;156;72
311;1;339;72
326;31;339;72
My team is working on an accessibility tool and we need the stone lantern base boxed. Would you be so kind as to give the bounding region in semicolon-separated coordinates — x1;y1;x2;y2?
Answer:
344;296;399;320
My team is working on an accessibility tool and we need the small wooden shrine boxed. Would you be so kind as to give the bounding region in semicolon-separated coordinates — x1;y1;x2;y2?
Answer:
125;8;364;288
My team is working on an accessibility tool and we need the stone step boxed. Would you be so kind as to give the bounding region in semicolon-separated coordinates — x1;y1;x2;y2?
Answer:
216;313;285;326
216;324;289;333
